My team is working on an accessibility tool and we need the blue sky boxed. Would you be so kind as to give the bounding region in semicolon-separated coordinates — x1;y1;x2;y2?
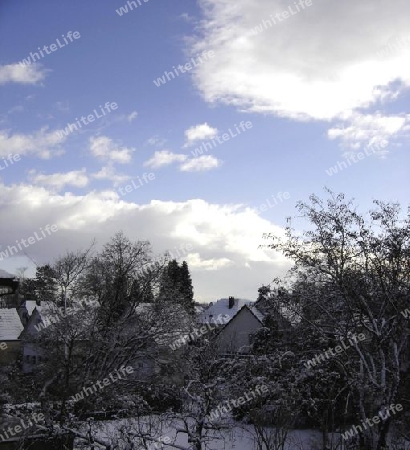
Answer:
0;0;409;301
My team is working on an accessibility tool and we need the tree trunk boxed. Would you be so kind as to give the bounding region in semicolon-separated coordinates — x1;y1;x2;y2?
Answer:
376;418;390;450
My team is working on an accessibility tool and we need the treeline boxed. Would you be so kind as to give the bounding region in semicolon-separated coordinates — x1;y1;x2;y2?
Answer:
18;232;194;315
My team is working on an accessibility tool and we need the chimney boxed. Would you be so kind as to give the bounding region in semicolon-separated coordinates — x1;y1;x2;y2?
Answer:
228;296;235;309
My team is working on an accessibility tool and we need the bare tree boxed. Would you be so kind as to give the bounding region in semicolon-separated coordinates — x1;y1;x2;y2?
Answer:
266;190;410;449
5;234;185;438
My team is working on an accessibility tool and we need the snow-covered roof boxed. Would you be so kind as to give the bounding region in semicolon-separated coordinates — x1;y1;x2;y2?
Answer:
33;299;99;320
197;298;254;325
248;305;265;323
20;300;102;339
0;308;24;340
194;304;206;315
0;269;15;278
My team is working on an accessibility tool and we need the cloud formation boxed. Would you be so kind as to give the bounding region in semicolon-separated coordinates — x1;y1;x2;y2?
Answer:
190;0;410;121
28;168;89;191
144;150;187;168
0;183;289;301
184;123;218;146
91;165;131;186
0;127;65;159
89;136;134;164
0;63;48;85
180;155;221;172
328;112;410;150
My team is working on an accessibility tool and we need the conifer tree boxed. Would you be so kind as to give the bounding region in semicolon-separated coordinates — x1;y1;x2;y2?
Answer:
179;261;194;313
159;259;194;313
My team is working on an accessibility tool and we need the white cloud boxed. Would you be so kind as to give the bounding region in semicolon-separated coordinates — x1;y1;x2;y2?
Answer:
29;169;89;191
184;123;218;146
190;0;410;121
185;253;233;270
144;151;220;172
145;135;167;147
91;165;131;186
144;150;187;169
127;111;138;122
89;136;134;164
0;127;66;159
377;35;410;60
0;63;48;85
146;136;159;146
328;112;410;150
0;185;290;302
180;155;221;172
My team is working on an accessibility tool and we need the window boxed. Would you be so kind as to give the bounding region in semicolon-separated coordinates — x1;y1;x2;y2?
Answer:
249;333;256;345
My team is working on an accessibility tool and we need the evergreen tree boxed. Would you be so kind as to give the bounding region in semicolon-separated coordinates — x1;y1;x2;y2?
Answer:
179;261;194;313
142;281;155;303
167;259;181;290
19;277;38;301
158;260;177;300
35;264;58;303
158;259;194;313
130;279;155;304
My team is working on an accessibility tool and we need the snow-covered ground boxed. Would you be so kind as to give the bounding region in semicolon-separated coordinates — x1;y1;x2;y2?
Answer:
74;417;323;449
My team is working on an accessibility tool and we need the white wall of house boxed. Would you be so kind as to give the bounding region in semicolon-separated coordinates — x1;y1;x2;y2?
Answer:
22;342;46;373
21;309;48;373
216;307;262;354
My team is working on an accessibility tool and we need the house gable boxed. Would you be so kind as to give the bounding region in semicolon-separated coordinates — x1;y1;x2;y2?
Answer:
215;305;264;354
197;297;253;327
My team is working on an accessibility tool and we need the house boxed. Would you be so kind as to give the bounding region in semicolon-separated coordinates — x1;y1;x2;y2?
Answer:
18;299;194;381
0;270;23;366
196;296;269;354
0;308;24;366
0;270;19;309
19;302;54;373
215;304;265;354
197;296;253;327
133;302;194;384
19;301;95;373
198;294;295;355
253;292;298;350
